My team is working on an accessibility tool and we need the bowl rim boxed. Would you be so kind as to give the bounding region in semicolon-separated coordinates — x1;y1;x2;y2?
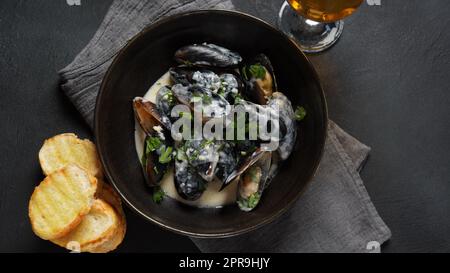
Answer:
95;9;328;238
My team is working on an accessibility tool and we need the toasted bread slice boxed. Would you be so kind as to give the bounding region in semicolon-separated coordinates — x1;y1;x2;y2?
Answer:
29;164;97;240
98;184;125;220
89;216;126;253
39;133;103;179
89;184;126;253
52;199;118;252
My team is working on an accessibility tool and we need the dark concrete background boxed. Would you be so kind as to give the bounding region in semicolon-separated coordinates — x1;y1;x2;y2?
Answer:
1;0;449;252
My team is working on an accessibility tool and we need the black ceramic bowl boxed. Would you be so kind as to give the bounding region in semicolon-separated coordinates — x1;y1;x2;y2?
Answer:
95;10;327;238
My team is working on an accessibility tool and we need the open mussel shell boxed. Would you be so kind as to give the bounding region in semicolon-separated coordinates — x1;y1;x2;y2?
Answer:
134;97;174;187
142;137;170;188
221;147;266;190
215;142;239;182
175;43;242;68
133;97;171;134
174;159;207;201
236;151;272;212
242;54;278;105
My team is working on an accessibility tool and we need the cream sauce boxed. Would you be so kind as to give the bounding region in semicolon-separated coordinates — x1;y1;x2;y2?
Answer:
134;72;238;208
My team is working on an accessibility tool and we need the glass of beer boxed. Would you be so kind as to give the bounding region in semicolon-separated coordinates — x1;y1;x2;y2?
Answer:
278;0;363;53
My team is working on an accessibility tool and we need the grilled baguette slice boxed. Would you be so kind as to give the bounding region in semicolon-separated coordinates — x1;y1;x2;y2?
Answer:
90;184;126;253
51;199;119;252
39;133;103;179
29;164;97;240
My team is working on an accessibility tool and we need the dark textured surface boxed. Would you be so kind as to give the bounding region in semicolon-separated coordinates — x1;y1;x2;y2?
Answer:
0;0;449;252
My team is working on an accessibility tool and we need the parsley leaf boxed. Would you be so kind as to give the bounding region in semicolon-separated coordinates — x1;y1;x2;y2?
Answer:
145;136;162;153
247;192;261;208
158;146;173;164
232;92;244;104
294;106;307;121
163;90;176;105
152;186;165;204
202;94;212;105
249;64;266;79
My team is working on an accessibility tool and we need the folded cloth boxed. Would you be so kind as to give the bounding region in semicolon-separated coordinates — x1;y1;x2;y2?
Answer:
59;0;391;252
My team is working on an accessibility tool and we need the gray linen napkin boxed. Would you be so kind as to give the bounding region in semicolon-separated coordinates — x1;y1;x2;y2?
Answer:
59;0;391;253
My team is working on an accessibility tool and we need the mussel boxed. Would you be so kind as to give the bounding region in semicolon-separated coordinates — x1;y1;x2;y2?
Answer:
134;98;174;187
221;147;266;190
182;139;220;182
170;66;220;88
242;54;278;105
268;92;297;160
174;158;206;201
170;66;243;102
171;84;230;119
215;142;239;182
236;151;272;212
155;86;175;128
219;73;242;101
175;43;242;68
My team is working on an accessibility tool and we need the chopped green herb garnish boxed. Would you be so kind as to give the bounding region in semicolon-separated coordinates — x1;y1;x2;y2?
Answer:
218;86;226;97
237;192;261;210
294;106;307;121
247;192;261;208
145;136;162;153
153;166;159;175
249;64;266;79
163;90;176;105
202;94;212;105
158;146;173;164
152;187;165;204
201;138;214;148
232;92;244;104
188;149;200;162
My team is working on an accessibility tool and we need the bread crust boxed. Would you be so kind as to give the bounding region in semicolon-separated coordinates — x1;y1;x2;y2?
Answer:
51;199;118;252
89;184;127;253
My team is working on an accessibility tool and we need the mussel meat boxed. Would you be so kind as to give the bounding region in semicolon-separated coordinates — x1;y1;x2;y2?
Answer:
175;43;242;68
242;54;278;104
237;151;272;212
